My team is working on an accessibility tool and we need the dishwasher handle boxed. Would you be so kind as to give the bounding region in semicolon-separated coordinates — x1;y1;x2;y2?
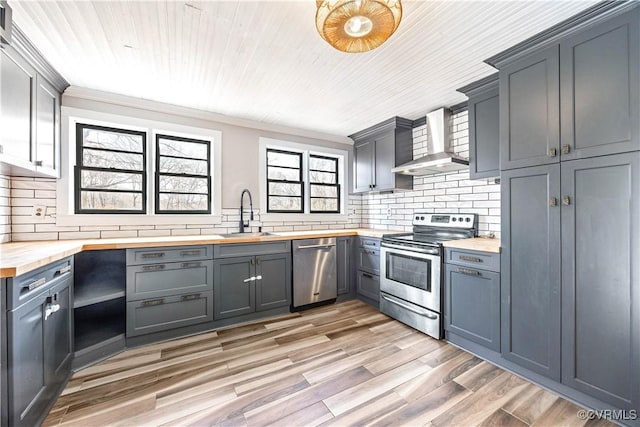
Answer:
296;243;336;250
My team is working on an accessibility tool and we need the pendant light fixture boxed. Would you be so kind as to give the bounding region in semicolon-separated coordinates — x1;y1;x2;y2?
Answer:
315;0;402;53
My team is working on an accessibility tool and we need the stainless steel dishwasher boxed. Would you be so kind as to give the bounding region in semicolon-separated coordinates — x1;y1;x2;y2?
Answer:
292;237;337;308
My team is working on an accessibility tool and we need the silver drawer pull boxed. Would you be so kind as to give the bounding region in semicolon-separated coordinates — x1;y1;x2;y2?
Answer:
458;268;481;276
142;298;164;307
381;294;438;319
362;272;374;279
459;255;482;263
142;265;165;271
180;250;201;256
181;293;201;301
55;265;72;275
27;277;47;291
243;276;256;283
142;252;165;259
44;303;60;320
297;244;336;250
363;249;376;255
363;241;377;247
181;262;201;269
255;275;262;281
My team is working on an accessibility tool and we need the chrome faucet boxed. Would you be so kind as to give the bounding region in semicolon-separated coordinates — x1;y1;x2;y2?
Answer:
239;189;254;233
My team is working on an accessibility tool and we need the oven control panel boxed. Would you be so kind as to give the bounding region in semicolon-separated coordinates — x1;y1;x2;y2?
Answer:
412;213;476;228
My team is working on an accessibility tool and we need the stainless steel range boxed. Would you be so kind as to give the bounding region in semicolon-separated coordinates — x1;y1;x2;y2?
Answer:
380;213;478;339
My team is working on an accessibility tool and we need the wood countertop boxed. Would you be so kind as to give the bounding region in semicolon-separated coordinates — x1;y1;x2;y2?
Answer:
0;228;400;278
441;237;501;254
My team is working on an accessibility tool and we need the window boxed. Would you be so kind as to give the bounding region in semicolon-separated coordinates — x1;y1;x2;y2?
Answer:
75;123;147;213
155;134;211;214
309;154;339;213
266;149;304;213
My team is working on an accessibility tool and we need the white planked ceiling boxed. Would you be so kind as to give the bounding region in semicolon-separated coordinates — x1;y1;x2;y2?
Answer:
11;0;599;137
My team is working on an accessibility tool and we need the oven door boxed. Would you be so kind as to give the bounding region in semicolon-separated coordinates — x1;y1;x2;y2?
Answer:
380;243;441;312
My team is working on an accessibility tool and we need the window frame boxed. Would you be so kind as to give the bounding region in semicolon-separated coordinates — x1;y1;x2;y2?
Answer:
155;133;212;214
309;154;340;214
266;148;304;213
74;123;148;214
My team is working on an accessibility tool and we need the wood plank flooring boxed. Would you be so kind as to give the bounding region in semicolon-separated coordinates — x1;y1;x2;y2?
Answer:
44;300;613;427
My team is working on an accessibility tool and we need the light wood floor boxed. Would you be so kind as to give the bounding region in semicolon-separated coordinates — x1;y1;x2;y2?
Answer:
44;300;612;427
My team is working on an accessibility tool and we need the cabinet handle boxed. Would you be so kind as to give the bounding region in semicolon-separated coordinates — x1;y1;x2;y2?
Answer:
562;196;571;206
561;144;571;155
142;264;165;271
243;276;256;283
459;255;482;263
549;197;557;207
142;252;165;259
362;272;374;279
142;298;164;307
458;268;481;276
27;277;47;291
55;265;72;276
44;303;60;320
256;258;261;265
34;160;43;166
363;241;377;247
363;249;376;255
548;148;557;157
181;262;201;269
297;244;336;250
255;275;262;281
180;250;201;257
181;293;201;301
250;258;255;265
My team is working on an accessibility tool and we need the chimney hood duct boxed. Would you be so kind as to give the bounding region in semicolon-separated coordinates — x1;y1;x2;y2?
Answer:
391;108;469;175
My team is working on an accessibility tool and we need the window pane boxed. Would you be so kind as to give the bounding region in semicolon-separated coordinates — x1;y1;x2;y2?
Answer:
159;176;208;194
309;156;336;172
83;128;143;153
158;156;208;175
310;184;337;198
158;194;208;211
83;149;143;171
310;171;336;184
311;198;338;212
268;166;300;181
269;182;302;197
81;170;143;191
158;138;208;160
267;150;300;168
81;191;143;211
268;196;302;211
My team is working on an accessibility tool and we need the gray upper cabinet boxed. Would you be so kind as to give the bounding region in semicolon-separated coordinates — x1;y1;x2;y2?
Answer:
560;9;639;160
457;74;500;179
561;152;639;410
499;46;560;170
500;164;561;380
35;74;61;176
350;117;413;193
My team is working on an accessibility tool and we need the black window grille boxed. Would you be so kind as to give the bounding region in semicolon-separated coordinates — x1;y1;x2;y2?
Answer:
266;149;304;213
75;123;147;214
155;134;211;214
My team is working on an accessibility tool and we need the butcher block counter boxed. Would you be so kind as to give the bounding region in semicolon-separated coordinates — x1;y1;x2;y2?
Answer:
441;237;501;254
0;228;399;278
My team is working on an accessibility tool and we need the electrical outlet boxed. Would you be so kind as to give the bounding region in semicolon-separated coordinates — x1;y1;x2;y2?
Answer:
386;208;392;218
32;205;47;220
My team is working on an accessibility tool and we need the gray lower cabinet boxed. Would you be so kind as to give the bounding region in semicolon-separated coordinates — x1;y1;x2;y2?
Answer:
356;271;379;302
213;242;291;321
126;246;214;338
6;260;73;427
356;237;380;304
560;153;639;410
501;164;561;380
444;248;500;352
336;236;352;295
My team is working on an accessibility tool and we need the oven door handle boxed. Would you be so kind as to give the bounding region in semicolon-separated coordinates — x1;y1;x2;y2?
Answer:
380;242;440;256
381;294;438;319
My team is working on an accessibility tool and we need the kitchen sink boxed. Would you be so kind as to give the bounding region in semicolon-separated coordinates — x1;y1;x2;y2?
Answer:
219;232;277;238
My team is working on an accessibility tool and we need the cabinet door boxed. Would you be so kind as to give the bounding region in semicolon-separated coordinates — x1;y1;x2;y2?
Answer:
353;139;374;193
444;264;500;352
560;9;639;161
469;86;500;179
500;46;560;170
356;271;379;302
44;279;73;394
0;47;36;168
8;292;48;427
501;164;561;380
35;75;60;176
213;257;255;319
374;132;395;190
255;253;291;312
561;153;639;409
337;237;351;295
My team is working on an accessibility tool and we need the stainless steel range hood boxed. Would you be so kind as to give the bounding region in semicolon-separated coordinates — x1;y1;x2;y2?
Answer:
391;108;469;175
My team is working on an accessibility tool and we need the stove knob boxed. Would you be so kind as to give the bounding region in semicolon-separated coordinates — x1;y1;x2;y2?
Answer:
465;217;471;222
458;217;464;222
415;216;420;221
452;217;457;222
420;216;425;220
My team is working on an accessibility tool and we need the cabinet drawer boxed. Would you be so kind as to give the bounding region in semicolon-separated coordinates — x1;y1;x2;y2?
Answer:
126;291;213;337
126;246;212;265
127;260;213;301
357;247;380;275
8;257;73;310
357;271;380;302
358;237;380;249
214;241;290;258
445;248;500;272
